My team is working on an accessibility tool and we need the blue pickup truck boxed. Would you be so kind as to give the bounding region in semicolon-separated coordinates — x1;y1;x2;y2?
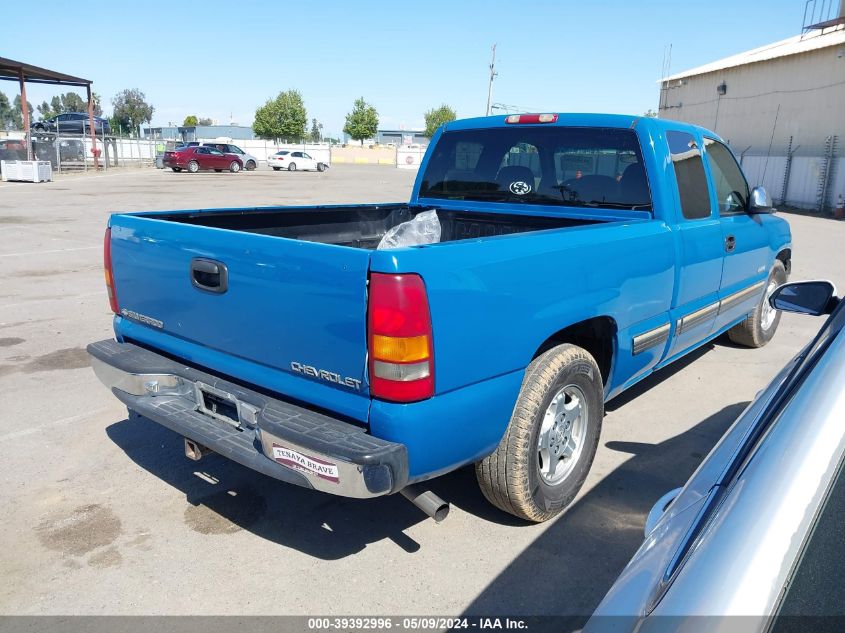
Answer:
89;113;791;523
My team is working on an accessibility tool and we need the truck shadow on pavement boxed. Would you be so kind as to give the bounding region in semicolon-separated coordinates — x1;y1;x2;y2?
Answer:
454;401;749;631
106;417;428;560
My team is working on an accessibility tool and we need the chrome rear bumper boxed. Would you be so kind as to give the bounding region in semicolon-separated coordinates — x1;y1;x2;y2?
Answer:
88;339;408;498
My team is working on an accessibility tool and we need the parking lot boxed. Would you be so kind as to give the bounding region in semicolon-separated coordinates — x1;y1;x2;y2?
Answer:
1;165;844;620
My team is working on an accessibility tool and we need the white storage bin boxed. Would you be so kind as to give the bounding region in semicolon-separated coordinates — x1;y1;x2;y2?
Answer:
0;160;53;182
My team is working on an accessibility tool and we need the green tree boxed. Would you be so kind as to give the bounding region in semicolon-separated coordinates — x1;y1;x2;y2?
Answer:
253;90;307;141
91;92;103;117
643;109;658;118
0;91;16;130
309;118;322;142
36;92;101;120
197;117;213;126
183;115;198;126
111;89;154;136
343;97;378;146
423;104;456;138
12;95;33;129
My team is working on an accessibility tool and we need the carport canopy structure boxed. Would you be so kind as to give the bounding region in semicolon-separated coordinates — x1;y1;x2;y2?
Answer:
0;57;99;165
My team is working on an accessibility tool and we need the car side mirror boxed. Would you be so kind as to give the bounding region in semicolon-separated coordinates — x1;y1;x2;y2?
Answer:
770;281;839;316
748;186;773;214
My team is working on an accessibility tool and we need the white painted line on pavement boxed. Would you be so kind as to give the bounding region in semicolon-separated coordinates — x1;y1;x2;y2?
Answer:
0;290;106;310
0;245;99;258
0;406;110;442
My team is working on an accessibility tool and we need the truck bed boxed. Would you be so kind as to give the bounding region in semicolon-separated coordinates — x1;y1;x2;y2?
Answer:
150;204;601;249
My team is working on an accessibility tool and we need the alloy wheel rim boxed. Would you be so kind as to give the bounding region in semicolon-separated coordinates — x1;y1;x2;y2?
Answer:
537;384;588;484
761;280;779;330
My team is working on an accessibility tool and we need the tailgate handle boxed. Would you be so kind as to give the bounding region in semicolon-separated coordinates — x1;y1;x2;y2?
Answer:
190;258;228;294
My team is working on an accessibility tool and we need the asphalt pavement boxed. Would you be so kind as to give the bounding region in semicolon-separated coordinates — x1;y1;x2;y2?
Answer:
1;165;843;621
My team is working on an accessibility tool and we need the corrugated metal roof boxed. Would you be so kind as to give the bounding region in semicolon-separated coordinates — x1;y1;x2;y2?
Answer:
663;24;845;81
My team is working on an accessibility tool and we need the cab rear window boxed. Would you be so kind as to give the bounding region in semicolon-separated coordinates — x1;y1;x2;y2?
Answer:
419;126;651;211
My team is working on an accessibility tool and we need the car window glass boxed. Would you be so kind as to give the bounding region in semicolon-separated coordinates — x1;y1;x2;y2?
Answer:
195;147;208;154
303;153;311;159
207;148;223;155
419;126;651;210
704;138;749;215
455;142;483;170
232;147;244;154
499;142;541;184
667;130;711;220
292;152;302;157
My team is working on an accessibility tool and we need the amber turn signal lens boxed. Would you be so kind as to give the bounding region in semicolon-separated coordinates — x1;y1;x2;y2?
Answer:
371;334;430;363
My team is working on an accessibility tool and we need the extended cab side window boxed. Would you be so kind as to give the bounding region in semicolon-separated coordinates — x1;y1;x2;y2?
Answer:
667;130;711;220
704;138;749;215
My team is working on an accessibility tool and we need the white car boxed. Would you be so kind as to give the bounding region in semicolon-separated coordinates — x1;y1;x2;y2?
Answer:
268;150;328;172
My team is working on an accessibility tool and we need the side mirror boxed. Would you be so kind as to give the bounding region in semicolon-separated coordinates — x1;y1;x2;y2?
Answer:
770;281;839;316
748;186;773;214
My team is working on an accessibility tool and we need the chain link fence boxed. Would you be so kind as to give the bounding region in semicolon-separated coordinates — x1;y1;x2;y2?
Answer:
1;129;158;174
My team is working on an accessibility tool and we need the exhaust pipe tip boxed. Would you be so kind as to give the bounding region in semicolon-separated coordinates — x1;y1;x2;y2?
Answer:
184;438;210;461
400;485;450;522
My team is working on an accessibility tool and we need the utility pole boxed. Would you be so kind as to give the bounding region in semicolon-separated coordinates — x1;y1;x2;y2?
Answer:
485;44;497;116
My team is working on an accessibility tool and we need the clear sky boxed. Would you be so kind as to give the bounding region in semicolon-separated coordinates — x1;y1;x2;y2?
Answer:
1;0;809;137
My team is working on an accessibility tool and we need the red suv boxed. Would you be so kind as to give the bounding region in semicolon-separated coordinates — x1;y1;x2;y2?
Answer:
163;146;243;173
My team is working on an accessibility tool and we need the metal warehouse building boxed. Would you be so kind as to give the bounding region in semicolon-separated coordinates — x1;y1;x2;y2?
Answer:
658;9;844;211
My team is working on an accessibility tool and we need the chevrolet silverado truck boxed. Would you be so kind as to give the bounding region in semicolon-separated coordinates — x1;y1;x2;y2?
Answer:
89;113;791;523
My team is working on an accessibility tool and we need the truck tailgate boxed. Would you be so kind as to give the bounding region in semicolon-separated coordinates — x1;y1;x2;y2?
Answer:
108;214;371;421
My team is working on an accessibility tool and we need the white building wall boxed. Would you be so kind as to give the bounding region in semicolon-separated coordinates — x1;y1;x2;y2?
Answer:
659;45;845;153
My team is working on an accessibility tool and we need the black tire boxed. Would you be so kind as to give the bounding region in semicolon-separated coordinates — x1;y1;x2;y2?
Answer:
272;166;281;171
187;160;199;173
317;162;326;172
476;343;604;522
229;161;241;173
246;160;256;171
727;260;787;348
288;162;297;171
171;167;182;172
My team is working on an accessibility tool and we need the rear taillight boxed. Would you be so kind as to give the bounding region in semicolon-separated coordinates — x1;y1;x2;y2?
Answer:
368;273;434;402
104;227;119;314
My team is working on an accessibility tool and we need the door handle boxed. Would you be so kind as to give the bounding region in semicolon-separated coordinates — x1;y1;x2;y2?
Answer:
725;235;736;253
190;258;228;293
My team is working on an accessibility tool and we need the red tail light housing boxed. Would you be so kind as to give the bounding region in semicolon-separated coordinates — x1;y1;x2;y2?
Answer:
368;273;434;402
104;227;119;314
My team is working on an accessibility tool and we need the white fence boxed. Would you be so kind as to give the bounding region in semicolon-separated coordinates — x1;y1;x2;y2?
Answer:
396;145;426;169
230;141;332;164
740;154;844;210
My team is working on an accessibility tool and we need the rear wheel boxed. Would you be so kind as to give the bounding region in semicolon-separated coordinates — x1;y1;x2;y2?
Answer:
229;161;241;173
288;162;297;171
187;160;199;173
476;343;604;522
317;162;326;172
727;260;787;348
246;160;256;171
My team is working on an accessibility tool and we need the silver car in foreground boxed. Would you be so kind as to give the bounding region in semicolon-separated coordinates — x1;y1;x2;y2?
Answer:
588;281;845;632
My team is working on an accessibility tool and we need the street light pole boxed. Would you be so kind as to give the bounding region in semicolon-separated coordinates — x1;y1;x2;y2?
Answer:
485;44;497;117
